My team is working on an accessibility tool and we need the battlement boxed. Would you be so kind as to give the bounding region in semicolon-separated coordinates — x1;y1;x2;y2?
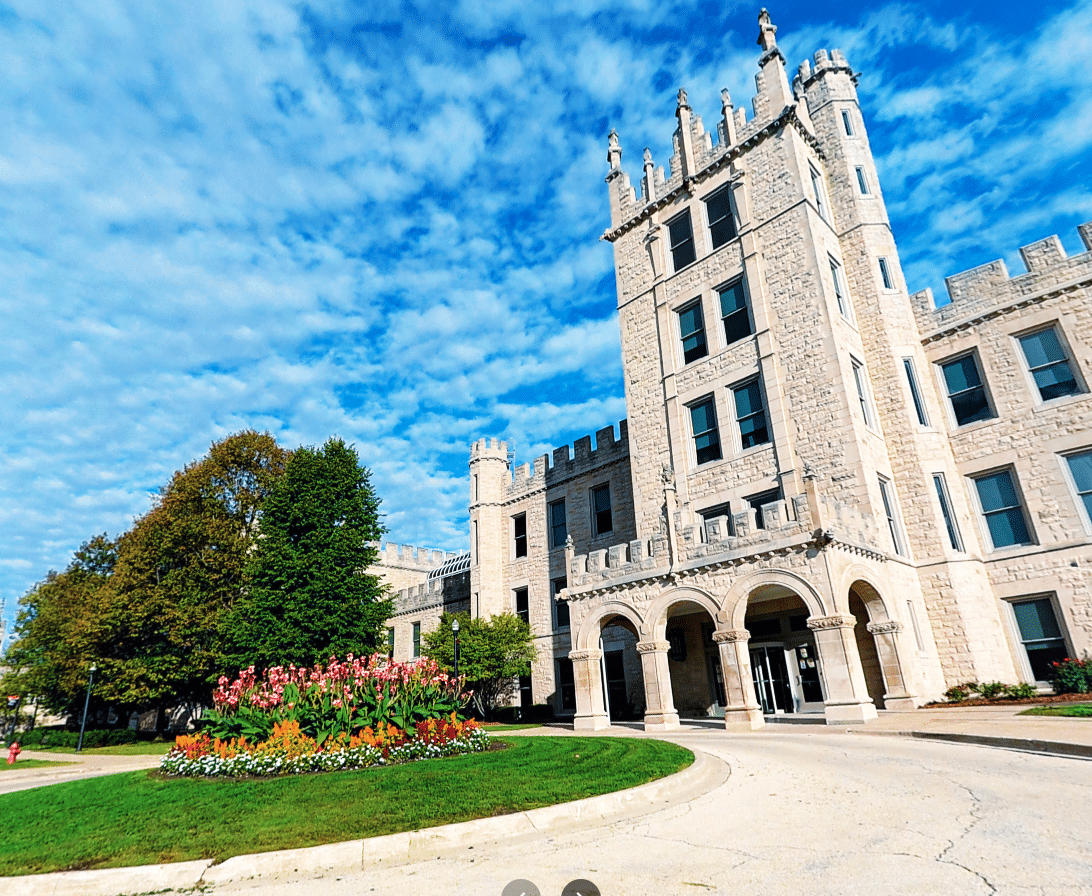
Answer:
566;492;887;593
506;420;629;498
373;541;458;571
470;437;510;461
794;48;853;90
912;222;1092;334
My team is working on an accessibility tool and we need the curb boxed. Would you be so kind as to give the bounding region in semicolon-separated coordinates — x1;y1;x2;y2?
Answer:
4;744;725;896
857;728;1092;760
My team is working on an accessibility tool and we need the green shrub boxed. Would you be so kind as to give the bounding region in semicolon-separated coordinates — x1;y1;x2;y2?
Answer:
1004;682;1038;699
944;685;971;703
1049;657;1091;694
16;727;139;749
978;681;1008;699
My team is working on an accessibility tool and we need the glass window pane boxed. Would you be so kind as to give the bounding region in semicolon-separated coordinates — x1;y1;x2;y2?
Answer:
1012;599;1062;641
1020;329;1063;369
943;355;981;394
719;281;746;315
690;400;713;433
1033;362;1077;398
950;387;991;424
1068;452;1092;493
986;508;1029;548
734;381;759;417
976;471;1016;513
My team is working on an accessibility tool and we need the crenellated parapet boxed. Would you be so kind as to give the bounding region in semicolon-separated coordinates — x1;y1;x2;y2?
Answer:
503;420;630;500
565;490;889;595
373;541;459;571
912;222;1092;340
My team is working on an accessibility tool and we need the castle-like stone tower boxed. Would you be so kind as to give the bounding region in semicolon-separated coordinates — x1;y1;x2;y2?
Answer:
390;9;1092;729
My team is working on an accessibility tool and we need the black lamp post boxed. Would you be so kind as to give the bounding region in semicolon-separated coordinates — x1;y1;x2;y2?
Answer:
452;618;460;686
76;663;97;753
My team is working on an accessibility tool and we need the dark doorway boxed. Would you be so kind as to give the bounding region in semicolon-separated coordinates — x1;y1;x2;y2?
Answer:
604;650;630;720
750;645;794;713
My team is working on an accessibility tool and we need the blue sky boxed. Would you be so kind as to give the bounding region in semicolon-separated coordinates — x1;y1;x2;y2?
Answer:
2;0;1090;647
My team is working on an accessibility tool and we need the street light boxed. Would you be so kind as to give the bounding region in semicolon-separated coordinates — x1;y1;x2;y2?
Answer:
76;664;97;754
451;618;460;686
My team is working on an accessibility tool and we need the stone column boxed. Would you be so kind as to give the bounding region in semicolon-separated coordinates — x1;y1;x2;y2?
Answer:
636;640;680;731
713;630;765;730
570;649;610;731
808;615;878;724
866;620;918;711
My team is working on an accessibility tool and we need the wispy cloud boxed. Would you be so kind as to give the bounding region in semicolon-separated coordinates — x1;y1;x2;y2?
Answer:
2;0;1090;646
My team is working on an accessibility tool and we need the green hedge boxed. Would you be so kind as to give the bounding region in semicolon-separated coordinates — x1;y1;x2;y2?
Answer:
14;727;139;749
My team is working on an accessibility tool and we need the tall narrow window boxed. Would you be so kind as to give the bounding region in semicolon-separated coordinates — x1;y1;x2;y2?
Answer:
903;358;929;426
855;166;869;195
851;358;873;428
973;469;1032;549
878;257;893;290
552;577;570;630
809;164;827;221
1018;326;1081;401
472;473;478;502
719;278;753;345
1010;597;1068;681
1065;450;1092;527
841;109;854;136
906;600;925;651
690;397;722;464
556;658;576;712
667;209;696;270
878;476;905;555
412;622;421;658
548;500;567;549
933;474;963;551
515;587;529;624
678;302;708;364
386;627;395;659
592;484;613;535
733;379;770;449
941;353;995;425
472;519;479;564
513;513;527;558
829;256;850;318
705;185;737;249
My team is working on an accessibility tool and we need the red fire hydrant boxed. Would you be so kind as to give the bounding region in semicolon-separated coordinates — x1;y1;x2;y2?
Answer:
7;741;21;764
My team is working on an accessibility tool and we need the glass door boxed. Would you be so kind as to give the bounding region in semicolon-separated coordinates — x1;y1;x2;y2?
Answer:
750;645;795;714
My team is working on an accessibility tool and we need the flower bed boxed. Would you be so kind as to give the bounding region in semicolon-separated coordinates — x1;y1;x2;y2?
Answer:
161;654;487;778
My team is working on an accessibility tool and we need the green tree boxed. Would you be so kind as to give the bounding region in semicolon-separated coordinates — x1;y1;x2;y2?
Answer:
1;535;117;719
98;430;290;715
220;437;391;669
422;612;536;719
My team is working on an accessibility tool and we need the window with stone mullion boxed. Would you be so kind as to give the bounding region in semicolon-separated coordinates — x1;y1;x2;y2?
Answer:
1019;327;1080;401
668;210;696;270
720;279;753;345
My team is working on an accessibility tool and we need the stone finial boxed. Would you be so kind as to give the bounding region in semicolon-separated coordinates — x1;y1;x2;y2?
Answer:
607;128;622;170
676;87;690;110
720;87;732;111
757;8;777;52
643;146;652;165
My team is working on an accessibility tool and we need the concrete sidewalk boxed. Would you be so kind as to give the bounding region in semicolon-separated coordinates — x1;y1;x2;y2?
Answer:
0;749;163;796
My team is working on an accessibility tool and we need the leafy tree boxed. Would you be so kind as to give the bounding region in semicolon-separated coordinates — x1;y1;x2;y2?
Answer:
220;437;391;669
97;430;290;715
1;535;117;719
2;431;290;722
422;612;536;719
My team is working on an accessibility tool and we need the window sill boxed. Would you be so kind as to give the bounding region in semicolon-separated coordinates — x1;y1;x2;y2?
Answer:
1031;391;1089;414
950;415;1001;435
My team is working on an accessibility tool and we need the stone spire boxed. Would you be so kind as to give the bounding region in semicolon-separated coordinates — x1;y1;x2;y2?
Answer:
757;8;777;52
606;128;622;173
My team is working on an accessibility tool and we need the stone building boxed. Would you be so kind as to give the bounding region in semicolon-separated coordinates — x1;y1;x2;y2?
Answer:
384;10;1092;730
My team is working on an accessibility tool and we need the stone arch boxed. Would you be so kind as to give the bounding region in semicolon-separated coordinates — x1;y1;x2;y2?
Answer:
844;574;918;712
643;586;725;641
837;565;893;622
574;600;645;651
721;569;828;631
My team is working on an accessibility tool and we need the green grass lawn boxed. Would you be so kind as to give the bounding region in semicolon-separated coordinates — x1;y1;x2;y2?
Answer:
0;759;76;772
0;736;692;876
22;742;173;757
1019;703;1092;717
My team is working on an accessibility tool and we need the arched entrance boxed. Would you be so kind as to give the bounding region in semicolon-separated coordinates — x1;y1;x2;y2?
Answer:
663;599;726;720
744;584;824;716
571;602;645;731
848;579;918;711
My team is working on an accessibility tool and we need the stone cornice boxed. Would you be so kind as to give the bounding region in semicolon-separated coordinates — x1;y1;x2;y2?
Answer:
636;639;670;654
867;620;902;635
601;105;824;244
569;649;602;661
807;614;855;631
713;629;749;643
